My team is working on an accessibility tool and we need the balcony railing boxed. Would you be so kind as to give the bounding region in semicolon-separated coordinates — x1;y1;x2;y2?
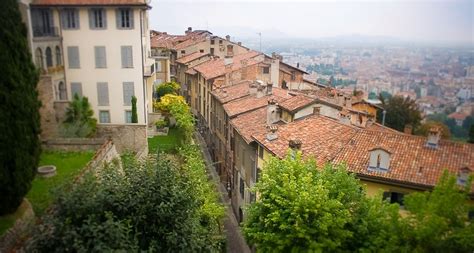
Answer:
33;26;59;37
151;51;170;58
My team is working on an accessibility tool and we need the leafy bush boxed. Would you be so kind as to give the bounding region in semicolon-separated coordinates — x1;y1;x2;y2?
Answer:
154;119;167;128
62;94;97;137
154;94;194;142
156;81;180;98
0;0;41;215
29;151;224;252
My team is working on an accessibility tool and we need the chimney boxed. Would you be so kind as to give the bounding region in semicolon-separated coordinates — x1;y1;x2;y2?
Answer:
266;83;273;95
226;35;231;41
256;85;265;98
426;126;441;148
266;99;279;125
313;105;321;115
266;125;278;141
404;124;413;135
185;27;192;34
297;62;300;68
237;42;242;46
289;139;302;150
249;82;258;96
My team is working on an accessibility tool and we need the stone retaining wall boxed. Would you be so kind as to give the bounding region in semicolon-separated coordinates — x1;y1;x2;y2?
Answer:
96;124;148;155
42;138;105;151
73;139;120;182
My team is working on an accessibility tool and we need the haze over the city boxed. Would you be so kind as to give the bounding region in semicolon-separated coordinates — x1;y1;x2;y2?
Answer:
150;0;473;45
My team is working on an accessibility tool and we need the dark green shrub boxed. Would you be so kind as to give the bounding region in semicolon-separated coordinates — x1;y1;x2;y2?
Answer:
0;0;41;215
62;94;97;137
131;96;138;123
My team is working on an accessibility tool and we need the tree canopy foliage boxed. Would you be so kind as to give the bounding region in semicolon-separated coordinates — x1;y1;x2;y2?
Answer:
243;153;474;253
62;94;97;137
0;0;41;214
154;94;195;141
30;149;225;252
415;121;451;139
156;81;180;98
377;95;422;132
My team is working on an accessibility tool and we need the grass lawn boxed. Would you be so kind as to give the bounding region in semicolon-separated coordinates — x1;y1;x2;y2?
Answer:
0;150;93;236
148;128;184;154
26;151;94;215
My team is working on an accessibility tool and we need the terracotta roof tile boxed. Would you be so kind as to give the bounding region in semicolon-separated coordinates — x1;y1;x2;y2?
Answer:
211;80;252;104
332;130;474;189
279;94;315;112
224;88;292;117
176;52;209;64
231;107;268;144
193;51;262;80
252;115;357;166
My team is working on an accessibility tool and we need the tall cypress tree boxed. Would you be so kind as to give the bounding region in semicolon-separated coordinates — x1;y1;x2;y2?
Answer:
131;96;138;123
0;0;41;214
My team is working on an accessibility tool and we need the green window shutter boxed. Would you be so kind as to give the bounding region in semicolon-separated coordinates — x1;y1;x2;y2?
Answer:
97;82;109;106
70;82;82;97
67;46;80;68
94;46;106;68
122;82;134;106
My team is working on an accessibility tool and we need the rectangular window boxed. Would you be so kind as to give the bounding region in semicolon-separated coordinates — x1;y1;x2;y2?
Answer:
121;46;133;68
122;82;134;106
99;110;110;123
67;46;80;68
181;50;185;55
156;61;162;72
94;46;107;68
210;39;215;45
199;49;204;53
97;82;109;106
61;8;79;29
125;110;132;123
383;192;405;206
210;48;214;55
256;168;261;182
263;67;270;74
89;8;106;29
291;71;296;81
116;8;133;29
70;82;82;97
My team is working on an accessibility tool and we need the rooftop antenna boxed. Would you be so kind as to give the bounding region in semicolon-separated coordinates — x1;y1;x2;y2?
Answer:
257;32;262;52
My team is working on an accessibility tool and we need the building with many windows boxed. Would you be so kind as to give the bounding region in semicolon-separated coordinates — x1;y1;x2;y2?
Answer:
18;0;155;130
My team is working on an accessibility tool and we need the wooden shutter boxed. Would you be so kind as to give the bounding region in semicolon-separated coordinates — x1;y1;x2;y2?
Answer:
122;82;134;105
121;46;132;68
94;46;106;68
70;82;82;97
129;9;134;29
115;9;121;28
97;82;109;106
67;46;80;68
74;9;79;29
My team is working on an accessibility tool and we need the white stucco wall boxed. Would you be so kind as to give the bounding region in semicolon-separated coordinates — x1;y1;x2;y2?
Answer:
61;7;148;124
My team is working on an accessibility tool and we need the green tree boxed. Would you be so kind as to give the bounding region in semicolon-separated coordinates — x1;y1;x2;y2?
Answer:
0;0;41;215
377;95;422;132
469;125;474;143
399;171;474;252
131;96;138;123
156;81;180;98
62;94;97;137
415;121;451;139
243;153;400;252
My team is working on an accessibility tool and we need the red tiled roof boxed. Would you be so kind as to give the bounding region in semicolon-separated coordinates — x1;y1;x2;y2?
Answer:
279;94;315;112
332;130;474;189
252;115;358;166
173;37;207;50
176;52;209;64
211;80;252;104
193;51;262;80
448;112;468;120
32;0;147;6
224;88;292;118
231;107;268;144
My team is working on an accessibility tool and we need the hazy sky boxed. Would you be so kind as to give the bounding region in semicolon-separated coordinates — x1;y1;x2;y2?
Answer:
149;0;473;44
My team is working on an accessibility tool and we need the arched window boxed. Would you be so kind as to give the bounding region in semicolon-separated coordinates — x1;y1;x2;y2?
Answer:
58;81;67;100
45;47;53;68
35;47;44;70
55;46;62;66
